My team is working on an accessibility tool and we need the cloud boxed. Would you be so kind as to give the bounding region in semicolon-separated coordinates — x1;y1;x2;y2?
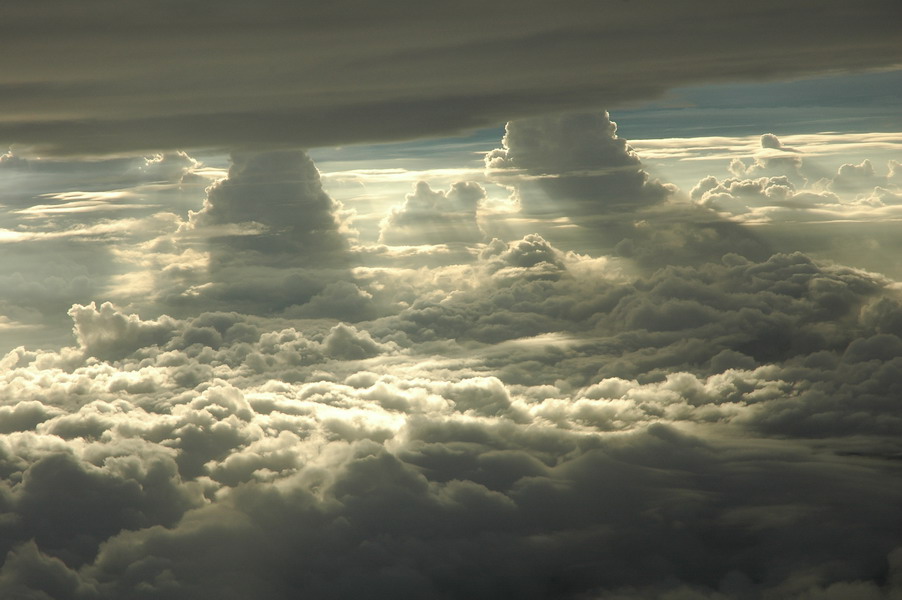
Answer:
486;111;671;216
191;150;349;267
68;302;179;362
3;91;902;598
379;181;486;245
157;150;369;318
1;234;902;597
481;111;773;270
830;159;883;193
688;135;902;229
1;1;900;155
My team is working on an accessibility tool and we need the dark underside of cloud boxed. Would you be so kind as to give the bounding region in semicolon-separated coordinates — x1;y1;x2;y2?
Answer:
2;113;902;599
2;0;901;155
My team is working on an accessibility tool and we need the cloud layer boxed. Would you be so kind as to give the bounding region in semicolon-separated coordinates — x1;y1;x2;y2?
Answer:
2;236;902;598
2;0;901;155
1;111;902;598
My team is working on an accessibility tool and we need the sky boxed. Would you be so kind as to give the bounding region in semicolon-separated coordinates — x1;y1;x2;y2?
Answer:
1;2;902;599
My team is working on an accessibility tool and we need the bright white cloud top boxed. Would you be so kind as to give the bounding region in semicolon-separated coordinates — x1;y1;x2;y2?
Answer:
1;3;902;599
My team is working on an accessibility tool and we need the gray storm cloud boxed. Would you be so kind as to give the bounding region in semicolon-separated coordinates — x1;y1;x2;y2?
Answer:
1;0;901;155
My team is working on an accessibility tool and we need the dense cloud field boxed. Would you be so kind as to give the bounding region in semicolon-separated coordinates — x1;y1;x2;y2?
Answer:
1;109;902;598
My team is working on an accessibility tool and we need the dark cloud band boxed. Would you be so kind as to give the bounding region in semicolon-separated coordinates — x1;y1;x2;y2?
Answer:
2;0;900;155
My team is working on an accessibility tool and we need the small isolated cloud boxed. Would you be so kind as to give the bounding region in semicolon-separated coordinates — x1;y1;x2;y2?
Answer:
759;133;785;150
379;181;485;245
830;159;883;193
730;133;806;186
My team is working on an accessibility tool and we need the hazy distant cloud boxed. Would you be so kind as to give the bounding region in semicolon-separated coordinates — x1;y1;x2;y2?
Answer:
1;1;900;155
631;132;902;163
728;134;806;187
691;136;902;225
379;181;485;245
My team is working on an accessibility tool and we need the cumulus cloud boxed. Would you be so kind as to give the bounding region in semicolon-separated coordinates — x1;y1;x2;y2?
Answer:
483;111;771;269
3;95;902;597
2;239;902;597
1;1;900;155
379;181;485;245
191;149;349;267
830;159;884;194
143;149;375;319
486;111;671;216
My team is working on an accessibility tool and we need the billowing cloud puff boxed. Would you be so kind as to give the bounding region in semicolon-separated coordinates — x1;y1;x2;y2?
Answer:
486;111;670;216
1;1;900;155
729;134;806;187
144;149;372;318
691;175;838;216
689;134;902;236
379;181;485;245
191;150;348;267
830;159;883;194
2;241;902;597
68;302;179;362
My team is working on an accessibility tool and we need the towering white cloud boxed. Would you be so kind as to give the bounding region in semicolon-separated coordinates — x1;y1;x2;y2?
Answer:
486;111;670;216
191;150;349;267
173;150;375;318
485;112;771;268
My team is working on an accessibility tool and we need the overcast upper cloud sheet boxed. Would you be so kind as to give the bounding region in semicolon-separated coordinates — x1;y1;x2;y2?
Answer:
2;0;901;155
2;2;902;599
